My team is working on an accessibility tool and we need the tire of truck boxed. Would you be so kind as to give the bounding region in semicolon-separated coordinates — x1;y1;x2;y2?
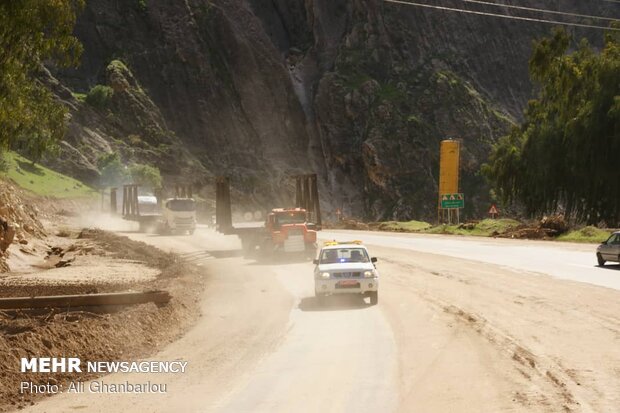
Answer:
188;228;195;235
159;223;171;235
597;253;606;266
369;291;378;305
315;291;326;306
240;235;257;258
258;238;274;262
306;244;318;260
241;237;255;258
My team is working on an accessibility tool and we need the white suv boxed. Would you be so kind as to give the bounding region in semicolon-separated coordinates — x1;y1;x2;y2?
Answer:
313;241;379;305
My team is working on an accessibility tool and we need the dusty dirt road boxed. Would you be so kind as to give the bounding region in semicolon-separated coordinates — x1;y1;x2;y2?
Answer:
23;227;620;413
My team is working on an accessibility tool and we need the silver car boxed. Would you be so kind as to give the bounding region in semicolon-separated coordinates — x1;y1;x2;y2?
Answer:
596;231;620;266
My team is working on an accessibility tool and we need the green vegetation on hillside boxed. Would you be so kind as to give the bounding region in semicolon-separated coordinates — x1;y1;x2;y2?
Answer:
0;152;96;198
71;91;87;102
484;29;620;226
474;218;522;234
557;226;612;243
86;85;114;109
375;218;521;237
0;1;83;156
128;163;162;189
423;219;521;236
368;218;608;243
97;152;126;188
378;220;432;232
97;151;162;189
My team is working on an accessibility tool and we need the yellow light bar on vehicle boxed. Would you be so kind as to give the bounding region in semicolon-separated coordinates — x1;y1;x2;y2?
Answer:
323;240;363;246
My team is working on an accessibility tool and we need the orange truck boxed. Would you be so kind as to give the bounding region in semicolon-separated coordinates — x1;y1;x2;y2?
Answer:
215;175;321;259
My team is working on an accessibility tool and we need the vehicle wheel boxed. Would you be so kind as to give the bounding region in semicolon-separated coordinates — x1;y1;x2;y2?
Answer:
306;245;318;260
259;239;274;262
369;291;378;305
597;253;606;266
189;229;195;235
241;238;252;257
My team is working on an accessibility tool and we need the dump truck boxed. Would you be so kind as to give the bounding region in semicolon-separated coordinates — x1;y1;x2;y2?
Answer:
215;174;322;259
116;184;197;234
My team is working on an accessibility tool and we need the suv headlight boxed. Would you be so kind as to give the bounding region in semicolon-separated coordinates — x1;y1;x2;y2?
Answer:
321;272;330;279
364;270;375;278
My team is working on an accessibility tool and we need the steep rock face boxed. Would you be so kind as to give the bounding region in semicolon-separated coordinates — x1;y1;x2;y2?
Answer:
54;0;317;205
44;60;207;186
308;2;511;219
49;0;614;219
380;0;612;118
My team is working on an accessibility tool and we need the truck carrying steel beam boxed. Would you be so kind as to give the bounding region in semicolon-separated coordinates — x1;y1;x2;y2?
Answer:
117;184;197;234
215;174;322;259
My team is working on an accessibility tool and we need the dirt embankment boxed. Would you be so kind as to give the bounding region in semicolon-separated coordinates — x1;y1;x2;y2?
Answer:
0;229;205;412
0;181;48;272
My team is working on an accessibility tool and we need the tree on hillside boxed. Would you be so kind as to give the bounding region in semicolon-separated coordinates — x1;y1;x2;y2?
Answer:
129;163;162;190
483;29;620;225
96;152;163;190
0;1;83;157
97;152;127;188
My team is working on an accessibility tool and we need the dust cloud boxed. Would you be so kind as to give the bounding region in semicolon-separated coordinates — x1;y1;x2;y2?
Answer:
73;212;139;233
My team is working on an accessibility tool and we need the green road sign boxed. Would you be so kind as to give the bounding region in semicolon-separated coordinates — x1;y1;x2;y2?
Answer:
440;193;464;209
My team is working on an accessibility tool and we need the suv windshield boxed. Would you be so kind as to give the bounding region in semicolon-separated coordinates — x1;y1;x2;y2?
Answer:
166;199;195;211
320;247;369;264
275;212;306;226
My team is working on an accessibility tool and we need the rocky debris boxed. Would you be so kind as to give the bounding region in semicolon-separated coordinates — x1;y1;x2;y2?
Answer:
0;229;202;411
55;228;74;237
65;241;105;256
42;246;74;269
77;228;101;239
500;216;568;240
323;219;371;231
0;181;45;238
500;227;555;240
539;215;569;235
0;180;46;272
18;245;37;256
39;241;105;269
458;222;478;231
0;218;15;253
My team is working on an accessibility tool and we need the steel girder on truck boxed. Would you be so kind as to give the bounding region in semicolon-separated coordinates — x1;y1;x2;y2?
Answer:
215;174;322;259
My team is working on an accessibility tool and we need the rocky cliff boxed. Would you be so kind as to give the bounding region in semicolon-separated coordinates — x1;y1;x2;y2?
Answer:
47;0;615;220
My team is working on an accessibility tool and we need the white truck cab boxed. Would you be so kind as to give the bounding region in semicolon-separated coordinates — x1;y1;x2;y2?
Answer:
161;198;196;234
313;241;379;305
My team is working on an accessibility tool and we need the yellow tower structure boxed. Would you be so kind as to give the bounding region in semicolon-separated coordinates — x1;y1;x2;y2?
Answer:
438;139;460;223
